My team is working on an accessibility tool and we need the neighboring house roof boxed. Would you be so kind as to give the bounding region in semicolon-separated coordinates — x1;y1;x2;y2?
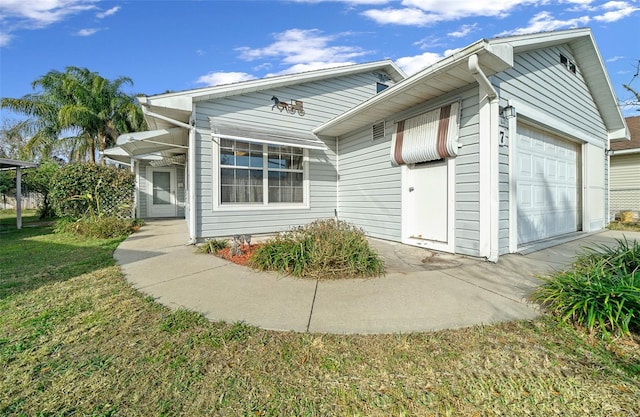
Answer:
314;28;629;143
138;60;406;131
610;116;640;154
0;158;38;170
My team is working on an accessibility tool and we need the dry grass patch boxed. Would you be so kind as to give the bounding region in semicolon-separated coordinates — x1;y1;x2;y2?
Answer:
1;225;639;416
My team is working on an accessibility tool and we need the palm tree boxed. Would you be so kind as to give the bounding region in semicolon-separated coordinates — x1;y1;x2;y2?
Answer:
1;66;146;163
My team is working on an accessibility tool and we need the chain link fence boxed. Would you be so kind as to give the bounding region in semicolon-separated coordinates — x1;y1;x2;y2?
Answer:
610;188;640;221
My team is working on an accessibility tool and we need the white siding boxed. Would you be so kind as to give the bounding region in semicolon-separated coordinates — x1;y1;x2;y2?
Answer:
194;70;389;239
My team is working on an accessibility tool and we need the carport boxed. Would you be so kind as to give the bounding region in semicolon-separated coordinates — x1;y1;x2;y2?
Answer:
0;158;39;229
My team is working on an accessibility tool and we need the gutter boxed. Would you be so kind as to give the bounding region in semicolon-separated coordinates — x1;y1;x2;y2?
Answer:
469;54;500;262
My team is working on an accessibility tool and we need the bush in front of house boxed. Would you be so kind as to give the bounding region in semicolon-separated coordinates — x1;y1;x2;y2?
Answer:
530;237;640;339
54;215;142;239
50;163;135;219
248;219;385;279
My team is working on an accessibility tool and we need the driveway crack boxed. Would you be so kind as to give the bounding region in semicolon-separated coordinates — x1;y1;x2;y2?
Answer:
306;279;319;332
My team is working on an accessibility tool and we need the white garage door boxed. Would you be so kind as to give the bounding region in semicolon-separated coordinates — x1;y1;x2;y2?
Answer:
517;124;581;245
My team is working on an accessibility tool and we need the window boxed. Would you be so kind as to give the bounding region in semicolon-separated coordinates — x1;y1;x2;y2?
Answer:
219;139;305;205
376;82;389;93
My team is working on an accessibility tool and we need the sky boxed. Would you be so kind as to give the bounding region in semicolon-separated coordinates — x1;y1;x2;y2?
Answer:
1;0;639;125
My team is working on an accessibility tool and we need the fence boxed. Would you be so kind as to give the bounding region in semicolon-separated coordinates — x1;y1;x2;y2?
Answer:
0;192;41;210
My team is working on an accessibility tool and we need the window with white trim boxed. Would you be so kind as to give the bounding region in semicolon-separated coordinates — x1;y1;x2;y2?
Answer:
219;138;305;205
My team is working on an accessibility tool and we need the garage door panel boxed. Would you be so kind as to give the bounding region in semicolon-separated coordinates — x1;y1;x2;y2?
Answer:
517;124;580;245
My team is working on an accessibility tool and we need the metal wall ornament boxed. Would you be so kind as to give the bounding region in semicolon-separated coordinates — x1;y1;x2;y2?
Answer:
270;96;305;116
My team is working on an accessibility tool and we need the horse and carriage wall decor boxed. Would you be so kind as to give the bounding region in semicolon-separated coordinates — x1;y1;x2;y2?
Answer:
270;96;305;116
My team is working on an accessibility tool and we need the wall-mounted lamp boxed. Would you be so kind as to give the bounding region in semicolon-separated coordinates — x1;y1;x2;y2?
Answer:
500;105;516;119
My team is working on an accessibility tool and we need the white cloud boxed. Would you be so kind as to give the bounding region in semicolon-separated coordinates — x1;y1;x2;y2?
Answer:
96;6;120;19
363;0;539;25
76;28;99;36
497;11;591;36
593;1;639;22
362;7;440;26
236;28;369;65
196;72;257;87
607;55;625;62
0;0;98;46
448;23;478;38
396;51;444;75
0;31;12;47
0;0;98;28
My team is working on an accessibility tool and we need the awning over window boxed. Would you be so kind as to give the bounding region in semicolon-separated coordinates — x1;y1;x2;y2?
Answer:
390;102;459;166
210;119;328;150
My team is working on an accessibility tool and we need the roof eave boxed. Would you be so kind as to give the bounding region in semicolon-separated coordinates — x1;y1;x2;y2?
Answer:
315;40;513;137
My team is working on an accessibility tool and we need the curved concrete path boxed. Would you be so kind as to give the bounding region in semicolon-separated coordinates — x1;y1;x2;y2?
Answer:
114;220;640;334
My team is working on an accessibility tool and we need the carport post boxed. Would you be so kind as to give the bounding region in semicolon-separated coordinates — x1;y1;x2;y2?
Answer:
15;166;22;230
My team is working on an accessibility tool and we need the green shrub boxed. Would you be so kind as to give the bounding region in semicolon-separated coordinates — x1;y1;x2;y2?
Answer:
197;238;229;254
249;219;385;279
50;163;134;219
55;215;138;239
531;238;640;338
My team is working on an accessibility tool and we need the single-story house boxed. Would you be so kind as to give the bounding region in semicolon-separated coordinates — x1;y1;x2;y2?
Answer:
609;116;640;220
105;28;629;261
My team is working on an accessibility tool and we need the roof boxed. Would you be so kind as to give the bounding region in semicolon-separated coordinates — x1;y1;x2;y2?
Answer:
0;158;39;170
610;116;640;153
315;28;628;142
138;60;406;131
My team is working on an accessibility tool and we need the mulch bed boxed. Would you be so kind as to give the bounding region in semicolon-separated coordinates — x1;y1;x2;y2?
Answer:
216;244;263;266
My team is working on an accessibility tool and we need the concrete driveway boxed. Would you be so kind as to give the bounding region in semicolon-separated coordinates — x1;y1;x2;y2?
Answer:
114;220;640;334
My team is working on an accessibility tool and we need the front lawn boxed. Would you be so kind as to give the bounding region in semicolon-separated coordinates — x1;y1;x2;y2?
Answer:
1;222;639;416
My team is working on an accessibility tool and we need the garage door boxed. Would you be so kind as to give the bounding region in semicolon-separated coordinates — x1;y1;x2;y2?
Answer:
517;124;581;245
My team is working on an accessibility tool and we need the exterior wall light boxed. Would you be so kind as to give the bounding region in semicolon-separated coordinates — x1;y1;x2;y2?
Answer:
500;105;516;119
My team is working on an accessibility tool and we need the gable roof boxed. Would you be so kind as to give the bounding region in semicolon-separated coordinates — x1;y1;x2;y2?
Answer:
610;116;640;153
315;28;629;142
138;60;406;131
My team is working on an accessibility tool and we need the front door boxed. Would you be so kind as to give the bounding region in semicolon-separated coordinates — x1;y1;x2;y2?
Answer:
148;167;176;217
404;160;449;244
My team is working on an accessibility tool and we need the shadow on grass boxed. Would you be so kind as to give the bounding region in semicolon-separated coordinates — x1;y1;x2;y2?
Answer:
0;224;125;299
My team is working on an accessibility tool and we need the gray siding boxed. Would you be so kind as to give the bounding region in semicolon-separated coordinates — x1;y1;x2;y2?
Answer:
453;88;481;256
337;86;482;253
495;45;607;143
137;160;150;218
498;116;511;255
194;71;389;239
337;125;402;241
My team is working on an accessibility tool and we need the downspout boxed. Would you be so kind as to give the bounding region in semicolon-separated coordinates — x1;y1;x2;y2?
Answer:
142;104;197;244
188;114;197;245
469;54;500;262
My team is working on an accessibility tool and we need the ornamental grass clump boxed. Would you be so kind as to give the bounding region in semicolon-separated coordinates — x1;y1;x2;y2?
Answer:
249;219;385;279
530;237;640;339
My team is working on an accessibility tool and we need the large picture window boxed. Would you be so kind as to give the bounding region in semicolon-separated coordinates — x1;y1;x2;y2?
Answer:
220;139;305;205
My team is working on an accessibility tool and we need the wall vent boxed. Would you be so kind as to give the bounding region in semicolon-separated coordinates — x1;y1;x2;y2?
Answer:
560;54;576;74
372;121;385;141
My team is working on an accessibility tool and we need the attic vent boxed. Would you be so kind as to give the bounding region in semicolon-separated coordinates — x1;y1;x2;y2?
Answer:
372;122;385;141
560;54;576;74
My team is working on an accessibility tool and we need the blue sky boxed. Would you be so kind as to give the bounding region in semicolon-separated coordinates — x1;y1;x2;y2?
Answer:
1;0;639;123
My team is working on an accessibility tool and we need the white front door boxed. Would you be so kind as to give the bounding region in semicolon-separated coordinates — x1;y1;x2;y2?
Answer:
516;124;580;245
148;167;177;217
403;160;450;247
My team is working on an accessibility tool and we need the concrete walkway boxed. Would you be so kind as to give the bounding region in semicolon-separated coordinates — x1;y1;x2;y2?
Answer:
114;220;640;334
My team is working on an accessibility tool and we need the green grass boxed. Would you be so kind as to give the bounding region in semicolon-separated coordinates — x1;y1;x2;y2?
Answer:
1;221;639;416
